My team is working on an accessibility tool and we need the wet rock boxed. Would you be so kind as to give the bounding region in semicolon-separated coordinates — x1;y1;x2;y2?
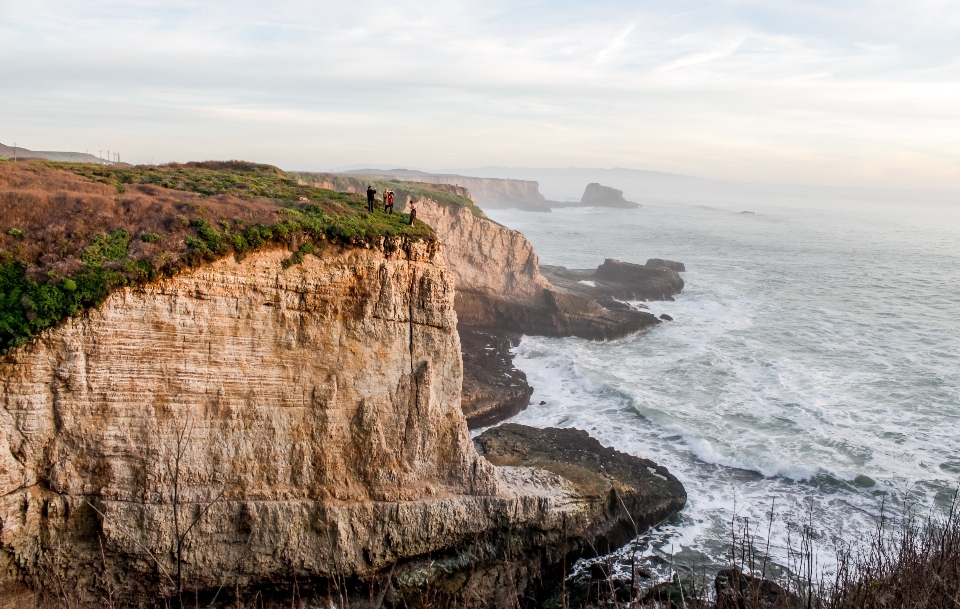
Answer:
476;424;687;557
542;258;684;306
715;568;800;609
646;258;686;272
459;327;533;429
660;314;673;321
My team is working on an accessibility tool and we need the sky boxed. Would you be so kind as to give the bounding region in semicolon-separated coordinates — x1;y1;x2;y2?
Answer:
3;0;960;190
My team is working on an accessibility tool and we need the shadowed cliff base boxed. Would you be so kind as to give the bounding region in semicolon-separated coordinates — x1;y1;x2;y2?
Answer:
460;327;534;429
412;198;685;429
0;161;689;608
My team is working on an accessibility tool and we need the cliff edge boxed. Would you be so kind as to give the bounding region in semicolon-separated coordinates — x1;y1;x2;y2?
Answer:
0;222;685;608
413;200;679;428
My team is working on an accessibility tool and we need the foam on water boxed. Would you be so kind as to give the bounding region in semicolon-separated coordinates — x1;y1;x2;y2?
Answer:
482;198;960;578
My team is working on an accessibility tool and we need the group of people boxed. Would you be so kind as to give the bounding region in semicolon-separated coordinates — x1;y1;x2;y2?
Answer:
366;185;417;225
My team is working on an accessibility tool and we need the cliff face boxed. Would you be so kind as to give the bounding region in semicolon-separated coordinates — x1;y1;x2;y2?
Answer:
578;183;639;209
430;176;547;210
413;199;551;304
0;243;496;598
327;170;554;212
0;241;685;607
414;200;661;341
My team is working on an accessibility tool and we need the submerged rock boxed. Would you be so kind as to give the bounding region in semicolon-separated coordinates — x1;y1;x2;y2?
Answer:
660;313;674;321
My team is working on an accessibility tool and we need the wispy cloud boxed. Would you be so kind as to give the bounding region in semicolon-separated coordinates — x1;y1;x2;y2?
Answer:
1;0;959;189
656;39;744;71
596;23;636;64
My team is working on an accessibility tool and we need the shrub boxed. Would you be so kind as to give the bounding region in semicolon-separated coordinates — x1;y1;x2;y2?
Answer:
0;160;438;354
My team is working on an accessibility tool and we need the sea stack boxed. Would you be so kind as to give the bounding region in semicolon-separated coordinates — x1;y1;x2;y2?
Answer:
580;183;640;208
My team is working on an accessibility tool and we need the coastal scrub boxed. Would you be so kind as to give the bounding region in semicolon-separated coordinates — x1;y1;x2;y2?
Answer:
0;160;435;353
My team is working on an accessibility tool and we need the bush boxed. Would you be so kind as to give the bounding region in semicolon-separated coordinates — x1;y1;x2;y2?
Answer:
0;160;438;354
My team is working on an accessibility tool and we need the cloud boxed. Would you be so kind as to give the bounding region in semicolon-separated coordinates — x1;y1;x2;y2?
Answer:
596;23;636;64
656;39;744;72
1;0;959;190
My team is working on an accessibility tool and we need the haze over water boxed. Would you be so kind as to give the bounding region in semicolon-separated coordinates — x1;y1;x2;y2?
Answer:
483;195;960;577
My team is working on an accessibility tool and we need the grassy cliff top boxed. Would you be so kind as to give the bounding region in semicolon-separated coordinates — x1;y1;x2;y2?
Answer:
0;160;436;354
291;172;488;219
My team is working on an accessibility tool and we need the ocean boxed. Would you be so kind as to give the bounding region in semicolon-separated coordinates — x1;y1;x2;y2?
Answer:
482;195;960;580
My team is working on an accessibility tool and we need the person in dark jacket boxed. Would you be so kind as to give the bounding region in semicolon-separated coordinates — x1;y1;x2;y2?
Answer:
366;185;377;213
408;199;417;226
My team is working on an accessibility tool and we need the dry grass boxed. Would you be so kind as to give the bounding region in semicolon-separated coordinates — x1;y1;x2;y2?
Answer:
0;162;281;280
0;159;435;353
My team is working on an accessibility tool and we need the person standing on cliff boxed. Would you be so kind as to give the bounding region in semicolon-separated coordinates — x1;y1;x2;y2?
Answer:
384;190;395;214
408;199;417;226
366;185;377;213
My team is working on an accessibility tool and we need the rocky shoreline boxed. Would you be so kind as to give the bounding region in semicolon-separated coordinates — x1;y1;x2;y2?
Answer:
0;165;690;607
412;198;686;432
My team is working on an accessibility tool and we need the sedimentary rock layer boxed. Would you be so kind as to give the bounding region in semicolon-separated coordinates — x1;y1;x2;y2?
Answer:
0;241;686;607
0;244;490;599
415;199;661;341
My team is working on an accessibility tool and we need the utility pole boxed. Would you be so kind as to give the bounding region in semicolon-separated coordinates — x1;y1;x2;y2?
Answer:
13;142;16;162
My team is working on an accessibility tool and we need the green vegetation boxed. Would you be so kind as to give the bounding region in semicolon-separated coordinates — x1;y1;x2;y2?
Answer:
0;161;436;354
290;172;488;219
1;263;123;351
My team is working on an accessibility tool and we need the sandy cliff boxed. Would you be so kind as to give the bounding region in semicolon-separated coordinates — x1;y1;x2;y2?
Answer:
0;241;684;606
414;200;672;427
336;170;554;212
414;199;660;340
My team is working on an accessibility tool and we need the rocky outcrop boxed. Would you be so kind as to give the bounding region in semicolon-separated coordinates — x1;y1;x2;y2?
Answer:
0;242;685;607
646;258;686;273
414;201;664;340
715;568;800;609
339;169;555;212
459;329;533;429
578;183;639;209
475;424;687;557
543;258;685;303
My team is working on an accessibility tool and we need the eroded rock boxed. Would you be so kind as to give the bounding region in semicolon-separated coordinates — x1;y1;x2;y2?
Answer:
715;568;800;609
459;327;533;429
0;243;685;608
646;258;686;272
579;184;640;209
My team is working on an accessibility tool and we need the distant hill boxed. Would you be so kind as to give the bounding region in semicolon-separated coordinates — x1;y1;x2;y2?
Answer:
447;166;960;208
342;168;647;212
0;142;109;164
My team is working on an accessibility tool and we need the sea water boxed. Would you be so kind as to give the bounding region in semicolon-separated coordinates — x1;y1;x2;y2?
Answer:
482;196;960;579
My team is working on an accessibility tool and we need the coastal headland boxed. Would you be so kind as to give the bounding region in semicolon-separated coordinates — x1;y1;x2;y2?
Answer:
0;160;685;607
